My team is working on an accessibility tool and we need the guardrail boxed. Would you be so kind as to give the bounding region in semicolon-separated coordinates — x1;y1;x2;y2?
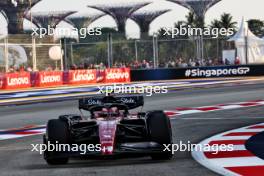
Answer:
1;65;264;90
0;68;130;90
131;65;264;81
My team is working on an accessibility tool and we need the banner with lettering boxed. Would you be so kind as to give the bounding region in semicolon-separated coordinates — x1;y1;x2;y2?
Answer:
0;74;4;89
104;68;131;83
68;70;97;85
2;72;31;89
34;71;63;87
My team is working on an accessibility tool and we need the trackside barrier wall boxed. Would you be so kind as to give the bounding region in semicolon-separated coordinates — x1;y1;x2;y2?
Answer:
0;74;4;89
67;70;97;85
131;65;264;81
33;71;63;87
2;72;31;89
2;65;264;89
105;68;131;83
0;68;131;90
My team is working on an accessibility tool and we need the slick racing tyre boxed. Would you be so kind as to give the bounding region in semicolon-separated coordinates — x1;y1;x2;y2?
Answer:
44;119;70;165
147;111;173;160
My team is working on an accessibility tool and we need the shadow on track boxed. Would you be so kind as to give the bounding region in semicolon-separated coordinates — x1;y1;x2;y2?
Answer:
23;157;175;170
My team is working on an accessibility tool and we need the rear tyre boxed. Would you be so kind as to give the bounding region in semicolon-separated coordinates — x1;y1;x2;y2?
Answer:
147;111;173;160
44;119;70;165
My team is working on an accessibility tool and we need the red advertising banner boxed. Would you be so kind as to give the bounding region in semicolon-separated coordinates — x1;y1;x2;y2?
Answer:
34;71;63;87
0;74;4;89
2;72;31;89
0;68;131;90
68;69;97;85
104;68;131;83
96;69;105;83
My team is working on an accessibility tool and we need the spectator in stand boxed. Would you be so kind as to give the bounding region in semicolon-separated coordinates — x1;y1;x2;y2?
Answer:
99;62;106;69
235;57;241;65
159;62;165;68
188;59;196;67
45;65;53;71
8;66;15;73
141;60;147;68
224;58;231;65
207;58;213;66
26;66;33;72
19;65;25;72
70;64;78;70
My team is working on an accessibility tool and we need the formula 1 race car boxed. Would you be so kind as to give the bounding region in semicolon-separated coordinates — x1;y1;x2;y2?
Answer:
43;95;172;165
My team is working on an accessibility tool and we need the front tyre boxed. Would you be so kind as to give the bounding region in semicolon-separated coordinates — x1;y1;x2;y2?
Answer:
44;119;70;165
147;111;173;160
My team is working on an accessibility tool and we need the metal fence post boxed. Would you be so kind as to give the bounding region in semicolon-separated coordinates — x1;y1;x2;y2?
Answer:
70;42;74;65
60;40;64;71
153;35;157;68
135;40;138;62
107;33;113;68
32;36;37;71
64;38;68;70
4;38;8;72
201;35;204;61
156;36;159;67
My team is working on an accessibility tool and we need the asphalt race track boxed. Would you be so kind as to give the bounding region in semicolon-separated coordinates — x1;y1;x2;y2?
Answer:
1;83;264;176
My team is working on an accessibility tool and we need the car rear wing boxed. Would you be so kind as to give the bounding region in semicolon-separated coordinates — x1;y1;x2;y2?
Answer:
79;96;144;111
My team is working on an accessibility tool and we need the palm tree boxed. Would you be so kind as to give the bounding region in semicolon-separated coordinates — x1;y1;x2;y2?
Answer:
248;19;264;37
210;19;221;29
219;13;237;30
185;12;196;27
184;11;203;27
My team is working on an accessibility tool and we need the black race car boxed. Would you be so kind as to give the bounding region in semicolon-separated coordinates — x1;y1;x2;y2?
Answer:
43;95;172;165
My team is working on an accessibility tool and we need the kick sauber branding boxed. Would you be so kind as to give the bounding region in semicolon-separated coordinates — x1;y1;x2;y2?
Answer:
185;67;250;78
105;68;131;83
106;71;130;80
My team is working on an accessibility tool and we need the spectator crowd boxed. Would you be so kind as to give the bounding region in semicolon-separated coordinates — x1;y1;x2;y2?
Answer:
1;57;241;73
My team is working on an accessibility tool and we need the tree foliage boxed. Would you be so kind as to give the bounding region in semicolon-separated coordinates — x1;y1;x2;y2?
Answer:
248;19;264;37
